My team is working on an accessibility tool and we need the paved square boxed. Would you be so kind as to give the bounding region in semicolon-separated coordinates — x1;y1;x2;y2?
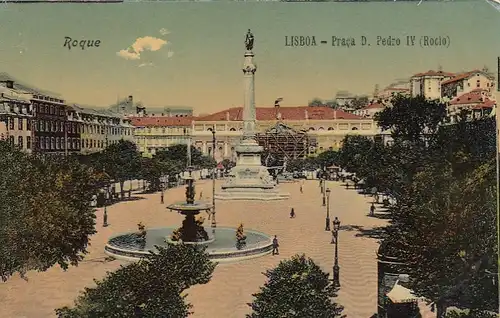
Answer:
0;180;434;317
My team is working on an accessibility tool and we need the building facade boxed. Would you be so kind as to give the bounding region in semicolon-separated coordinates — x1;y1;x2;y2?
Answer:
131;116;192;157
354;102;385;118
447;89;496;121
31;93;71;154
441;70;495;100
410;70;455;100
72;105;135;154
0;81;34;153
192;106;379;163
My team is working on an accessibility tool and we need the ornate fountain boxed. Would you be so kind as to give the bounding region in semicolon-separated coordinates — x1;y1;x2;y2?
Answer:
166;167;213;244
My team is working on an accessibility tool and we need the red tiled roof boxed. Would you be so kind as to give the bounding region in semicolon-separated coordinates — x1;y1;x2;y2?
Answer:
441;70;482;85
131;116;194;127
450;90;496;107
362;103;385;110
412;70;455;77
196;106;364;121
385;88;409;91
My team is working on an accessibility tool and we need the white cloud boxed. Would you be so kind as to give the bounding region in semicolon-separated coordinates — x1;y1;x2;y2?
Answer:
138;62;154;67
159;28;170;36
116;36;167;61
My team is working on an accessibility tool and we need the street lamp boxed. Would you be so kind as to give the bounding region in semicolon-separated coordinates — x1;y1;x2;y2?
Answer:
211;127;217;231
325;188;331;231
332;217;341;287
160;176;165;204
322;179;326;206
103;188;109;227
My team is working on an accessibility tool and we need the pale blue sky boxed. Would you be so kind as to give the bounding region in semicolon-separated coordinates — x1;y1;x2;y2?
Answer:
0;1;498;113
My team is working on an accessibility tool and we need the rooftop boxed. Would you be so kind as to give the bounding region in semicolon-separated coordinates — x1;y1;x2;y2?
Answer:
196;106;364;121
130;116;195;127
449;89;496;108
412;70;456;78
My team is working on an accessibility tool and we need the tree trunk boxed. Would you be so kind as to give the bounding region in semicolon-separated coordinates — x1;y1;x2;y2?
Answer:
436;302;447;318
120;181;125;200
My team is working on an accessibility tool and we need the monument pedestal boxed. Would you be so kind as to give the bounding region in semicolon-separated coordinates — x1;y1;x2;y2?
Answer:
216;139;290;201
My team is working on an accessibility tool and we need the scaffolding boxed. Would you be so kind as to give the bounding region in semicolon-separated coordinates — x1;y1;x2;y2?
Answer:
257;121;315;166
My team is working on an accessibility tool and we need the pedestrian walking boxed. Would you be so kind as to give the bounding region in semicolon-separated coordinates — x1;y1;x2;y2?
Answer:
290;208;295;218
272;235;279;255
299;184;303;193
199;190;203;200
370;203;375;216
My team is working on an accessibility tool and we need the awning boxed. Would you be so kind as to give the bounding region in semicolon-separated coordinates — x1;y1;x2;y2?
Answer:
387;281;420;304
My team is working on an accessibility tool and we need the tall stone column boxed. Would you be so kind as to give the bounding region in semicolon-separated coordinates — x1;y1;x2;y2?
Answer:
242;51;257;140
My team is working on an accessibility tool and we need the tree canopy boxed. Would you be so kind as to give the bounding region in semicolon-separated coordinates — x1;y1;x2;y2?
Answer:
0;142;98;281
56;243;217;317
337;94;498;316
247;254;345;318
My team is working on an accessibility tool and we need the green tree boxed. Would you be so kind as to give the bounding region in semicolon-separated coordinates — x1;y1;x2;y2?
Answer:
247;254;345;318
102;140;141;199
349;96;369;110
141;157;182;192
155;144;215;169
0;142;97;281
316;150;339;168
375;94;447;142
56;243;217;317
308;98;324;107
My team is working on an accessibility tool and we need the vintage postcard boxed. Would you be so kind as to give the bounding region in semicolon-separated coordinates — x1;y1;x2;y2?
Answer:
0;1;498;318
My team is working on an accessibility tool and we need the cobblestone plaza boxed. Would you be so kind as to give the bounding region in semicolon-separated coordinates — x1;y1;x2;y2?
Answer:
0;180;434;317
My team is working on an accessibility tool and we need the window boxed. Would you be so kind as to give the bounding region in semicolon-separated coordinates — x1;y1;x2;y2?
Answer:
9;135;14;146
18;118;23;130
51;137;55;150
26;136;31;149
18;136;23;148
35;137;39;149
207;128;212;132
476;80;480;88
56;137;60;150
328;127;334;131
52;122;56;132
45;121;49;132
27;120;31;131
230;128;236;131
37;120;41;132
72;123;75;133
50;105;54;114
86;139;89;148
45;137;49;150
67;139;71;150
351;127;359;130
72;138;77;149
9;118;13;130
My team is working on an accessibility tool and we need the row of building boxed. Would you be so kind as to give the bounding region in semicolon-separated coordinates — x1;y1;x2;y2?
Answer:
0;78;134;154
1;68;496;162
133;67;497;162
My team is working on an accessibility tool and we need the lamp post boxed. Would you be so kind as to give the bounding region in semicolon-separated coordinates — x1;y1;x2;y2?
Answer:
322;179;326;206
103;187;109;227
332;217;341;287
160;176;164;204
211;127;217;230
325;188;331;231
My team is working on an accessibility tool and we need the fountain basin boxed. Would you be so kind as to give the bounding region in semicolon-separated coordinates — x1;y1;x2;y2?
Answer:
105;227;273;263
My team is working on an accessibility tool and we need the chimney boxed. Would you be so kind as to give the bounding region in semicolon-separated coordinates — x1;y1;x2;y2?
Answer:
226;111;230;121
161;113;164;116
334;110;337;120
6;80;13;89
304;109;309;120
